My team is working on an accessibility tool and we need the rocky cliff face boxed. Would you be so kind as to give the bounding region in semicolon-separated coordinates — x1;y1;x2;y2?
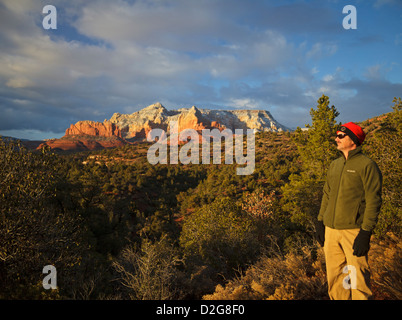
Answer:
65;120;122;138
110;102;289;140
38;120;126;151
38;103;289;151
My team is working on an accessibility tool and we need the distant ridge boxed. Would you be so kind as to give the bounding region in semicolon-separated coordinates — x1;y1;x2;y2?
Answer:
38;103;290;151
110;102;290;140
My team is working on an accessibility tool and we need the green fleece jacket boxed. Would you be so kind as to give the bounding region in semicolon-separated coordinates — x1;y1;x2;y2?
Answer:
318;146;382;232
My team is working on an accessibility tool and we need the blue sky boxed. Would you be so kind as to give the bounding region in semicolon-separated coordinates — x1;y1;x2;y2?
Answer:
0;0;401;140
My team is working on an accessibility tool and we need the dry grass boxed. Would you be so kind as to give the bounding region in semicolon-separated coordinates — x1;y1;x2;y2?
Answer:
203;244;328;300
370;233;402;300
204;232;401;300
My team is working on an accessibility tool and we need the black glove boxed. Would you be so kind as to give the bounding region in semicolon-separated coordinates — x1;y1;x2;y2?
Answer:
353;229;372;257
315;220;325;247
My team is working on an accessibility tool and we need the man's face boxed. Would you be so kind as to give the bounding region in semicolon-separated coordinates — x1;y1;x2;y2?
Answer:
335;133;356;152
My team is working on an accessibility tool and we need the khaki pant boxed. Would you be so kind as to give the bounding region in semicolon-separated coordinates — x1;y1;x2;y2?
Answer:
323;227;372;300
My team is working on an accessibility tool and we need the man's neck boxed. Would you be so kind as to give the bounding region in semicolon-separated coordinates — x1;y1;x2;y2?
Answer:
342;146;359;160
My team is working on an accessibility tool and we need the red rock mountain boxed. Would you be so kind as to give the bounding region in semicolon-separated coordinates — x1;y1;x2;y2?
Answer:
38;103;289;151
65;120;122;138
38;120;126;151
110;103;289;139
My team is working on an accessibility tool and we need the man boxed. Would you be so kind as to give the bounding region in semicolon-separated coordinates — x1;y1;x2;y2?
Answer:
316;122;382;300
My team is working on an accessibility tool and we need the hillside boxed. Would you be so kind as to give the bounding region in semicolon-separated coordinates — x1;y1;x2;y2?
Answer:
1;96;400;300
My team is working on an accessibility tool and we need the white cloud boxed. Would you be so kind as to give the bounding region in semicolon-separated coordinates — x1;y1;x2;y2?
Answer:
0;0;400;137
1;0;37;15
6;77;34;88
229;98;259;109
306;42;338;60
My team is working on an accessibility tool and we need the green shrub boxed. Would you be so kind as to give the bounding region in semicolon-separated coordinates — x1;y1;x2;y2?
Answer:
180;197;259;277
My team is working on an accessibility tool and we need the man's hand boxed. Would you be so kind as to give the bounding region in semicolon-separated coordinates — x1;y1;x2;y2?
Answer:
315;221;325;247
353;229;372;257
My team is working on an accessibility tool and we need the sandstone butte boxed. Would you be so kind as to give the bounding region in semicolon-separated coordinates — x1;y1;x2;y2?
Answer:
65;120;122;138
38;103;289;151
38;121;126;151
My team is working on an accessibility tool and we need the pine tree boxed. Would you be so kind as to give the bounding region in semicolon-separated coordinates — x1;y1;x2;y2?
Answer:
281;95;340;231
293;94;340;179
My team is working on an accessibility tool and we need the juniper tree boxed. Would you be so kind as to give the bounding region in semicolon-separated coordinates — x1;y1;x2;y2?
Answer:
281;95;340;233
0;140;86;298
293;94;340;179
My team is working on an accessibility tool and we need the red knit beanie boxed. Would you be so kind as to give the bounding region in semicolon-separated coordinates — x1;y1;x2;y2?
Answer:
337;122;366;145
